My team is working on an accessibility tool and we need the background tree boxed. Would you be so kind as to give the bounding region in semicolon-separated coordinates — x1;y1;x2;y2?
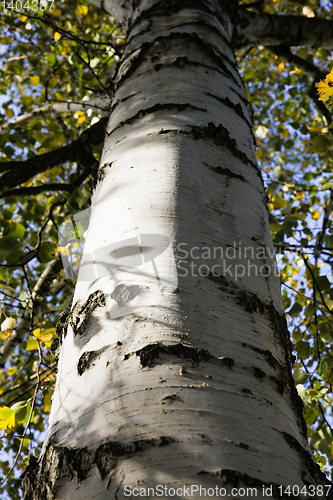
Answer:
1;0;333;498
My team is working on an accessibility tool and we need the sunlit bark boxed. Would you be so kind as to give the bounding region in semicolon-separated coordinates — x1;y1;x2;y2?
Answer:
22;1;331;499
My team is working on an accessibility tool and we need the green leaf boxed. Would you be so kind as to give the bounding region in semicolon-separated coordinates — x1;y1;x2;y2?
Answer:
10;222;25;240
287;302;303;318
315;276;331;292
12;402;33;426
304;407;319;426
293;369;309;385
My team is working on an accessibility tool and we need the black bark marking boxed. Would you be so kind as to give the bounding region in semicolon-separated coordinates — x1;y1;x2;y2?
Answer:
220;357;235;369
55;291;106;343
71;290;106;336
160;393;178;404
55;308;70;339
238;442;249;450
242;343;280;369
211;165;246;180
95;436;174;479
77;346;109;376
157;123;258;171
52;308;71;359
110;283;148;307
49;336;61;360
270;375;286;395
253;367;265;379
205;93;251;125
154;55;188;71
21;437;175;498
124;342;235;370
207;271;306;436
190;122;257;170
115;31;238;92
108;102;205;135
242;388;253;395
88;161;112;194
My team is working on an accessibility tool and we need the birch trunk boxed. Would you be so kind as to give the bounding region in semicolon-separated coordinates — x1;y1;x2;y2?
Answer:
22;1;331;498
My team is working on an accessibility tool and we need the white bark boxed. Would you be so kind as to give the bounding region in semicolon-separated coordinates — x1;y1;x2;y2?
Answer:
22;1;331;499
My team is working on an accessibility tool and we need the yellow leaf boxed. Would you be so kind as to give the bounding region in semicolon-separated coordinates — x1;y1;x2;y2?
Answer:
76;5;88;16
316;70;333;102
50;8;61;15
312;211;321;220
20;15;27;22
30;76;40;86
278;62;285;70
33;327;56;348
43;391;52;413
0;406;16;430
26;337;38;351
6;367;16;376
5;108;14;119
33;327;41;337
268;203;274;212
256;148;263;160
0;37;13;44
40;327;56;337
0;330;11;341
54;32;62;42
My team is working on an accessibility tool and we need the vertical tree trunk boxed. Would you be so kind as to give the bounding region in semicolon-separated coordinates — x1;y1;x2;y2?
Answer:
22;1;331;498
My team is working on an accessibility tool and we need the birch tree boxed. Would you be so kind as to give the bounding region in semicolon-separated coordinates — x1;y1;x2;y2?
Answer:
1;0;333;498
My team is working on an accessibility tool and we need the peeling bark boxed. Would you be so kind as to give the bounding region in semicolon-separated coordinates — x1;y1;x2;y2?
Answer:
22;437;175;500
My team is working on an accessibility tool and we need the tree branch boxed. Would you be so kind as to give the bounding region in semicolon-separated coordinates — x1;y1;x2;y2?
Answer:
0;116;108;194
265;46;332;125
0;165;95;199
233;8;333;49
0;96;110;135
